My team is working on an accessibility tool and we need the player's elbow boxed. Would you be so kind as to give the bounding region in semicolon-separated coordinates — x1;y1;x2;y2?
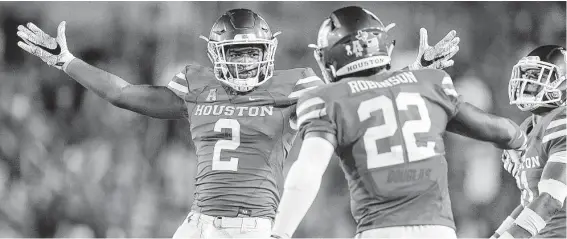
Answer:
106;85;128;107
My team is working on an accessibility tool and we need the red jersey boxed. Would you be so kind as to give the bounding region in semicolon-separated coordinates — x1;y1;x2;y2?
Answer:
166;65;324;219
515;107;566;238
296;69;462;233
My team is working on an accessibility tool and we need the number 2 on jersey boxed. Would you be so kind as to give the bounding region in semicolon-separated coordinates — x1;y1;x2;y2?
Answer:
212;119;240;171
358;92;437;169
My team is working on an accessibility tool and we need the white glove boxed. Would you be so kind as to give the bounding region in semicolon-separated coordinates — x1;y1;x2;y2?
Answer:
502;149;523;177
409;28;460;70
17;21;75;72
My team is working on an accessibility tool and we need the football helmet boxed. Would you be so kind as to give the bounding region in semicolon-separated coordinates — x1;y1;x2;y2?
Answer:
310;6;395;83
509;45;567;112
201;9;279;92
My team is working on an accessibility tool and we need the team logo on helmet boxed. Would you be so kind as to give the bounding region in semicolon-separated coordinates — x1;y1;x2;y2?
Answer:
345;30;381;57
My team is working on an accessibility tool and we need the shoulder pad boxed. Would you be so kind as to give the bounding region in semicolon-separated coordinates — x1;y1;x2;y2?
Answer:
183;64;215;93
411;68;448;83
411;69;459;98
302;82;336;102
272;68;312;85
542;106;566;145
272;67;324;99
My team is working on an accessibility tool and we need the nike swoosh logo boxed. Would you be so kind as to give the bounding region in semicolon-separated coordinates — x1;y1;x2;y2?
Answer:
37;42;61;55
249;97;257;101
420;54;444;67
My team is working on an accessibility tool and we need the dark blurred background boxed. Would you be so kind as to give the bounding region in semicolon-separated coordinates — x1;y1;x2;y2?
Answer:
0;1;564;238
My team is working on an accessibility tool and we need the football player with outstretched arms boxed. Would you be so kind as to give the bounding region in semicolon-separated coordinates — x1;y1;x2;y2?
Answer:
16;8;459;238
491;45;566;239
270;6;528;239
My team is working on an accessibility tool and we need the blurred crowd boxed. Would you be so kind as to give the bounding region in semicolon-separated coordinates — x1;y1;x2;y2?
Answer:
0;1;564;238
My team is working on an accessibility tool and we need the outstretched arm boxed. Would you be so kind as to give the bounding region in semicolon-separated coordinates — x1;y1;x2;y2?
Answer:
17;21;187;119
65;59;187;119
446;102;527;150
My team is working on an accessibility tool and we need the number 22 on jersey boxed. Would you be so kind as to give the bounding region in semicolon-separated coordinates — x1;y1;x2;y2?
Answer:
358;92;437;169
212;119;240;171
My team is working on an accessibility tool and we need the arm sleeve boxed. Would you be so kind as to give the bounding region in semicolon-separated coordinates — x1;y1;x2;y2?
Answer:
417;69;462;118
288;68;326;131
539;109;567;205
166;67;190;100
437;71;462;118
288;68;325;100
296;92;338;147
542;108;566;157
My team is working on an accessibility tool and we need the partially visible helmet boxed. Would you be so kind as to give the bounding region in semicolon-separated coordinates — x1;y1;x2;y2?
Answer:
311;6;395;83
509;45;567;113
202;9;279;92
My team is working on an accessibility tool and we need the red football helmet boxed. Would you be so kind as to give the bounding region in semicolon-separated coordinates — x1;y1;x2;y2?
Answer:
509;45;567;113
310;6;396;83
201;9;279;92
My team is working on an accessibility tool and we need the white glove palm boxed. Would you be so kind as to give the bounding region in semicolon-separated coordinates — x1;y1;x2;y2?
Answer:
17;21;75;72
409;28;460;70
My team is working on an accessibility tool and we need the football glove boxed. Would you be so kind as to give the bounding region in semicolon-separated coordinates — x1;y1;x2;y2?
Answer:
409;28;460;71
17;21;75;72
501;149;523;178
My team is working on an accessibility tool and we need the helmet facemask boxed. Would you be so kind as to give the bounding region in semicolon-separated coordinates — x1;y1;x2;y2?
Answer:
205;35;278;92
509;56;566;111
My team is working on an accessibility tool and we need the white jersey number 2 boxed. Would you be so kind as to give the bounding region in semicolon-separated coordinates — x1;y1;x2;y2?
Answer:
212;119;240;171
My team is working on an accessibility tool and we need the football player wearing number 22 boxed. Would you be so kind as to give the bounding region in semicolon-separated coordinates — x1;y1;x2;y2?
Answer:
16;7;459;238
271;6;528;239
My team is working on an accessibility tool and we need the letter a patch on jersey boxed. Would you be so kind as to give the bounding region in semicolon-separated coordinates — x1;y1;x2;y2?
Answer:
206;89;217;102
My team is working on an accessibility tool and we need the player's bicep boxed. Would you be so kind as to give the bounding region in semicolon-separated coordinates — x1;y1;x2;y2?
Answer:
538;150;567;206
117;85;188;119
538;111;567;205
295;136;335;175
